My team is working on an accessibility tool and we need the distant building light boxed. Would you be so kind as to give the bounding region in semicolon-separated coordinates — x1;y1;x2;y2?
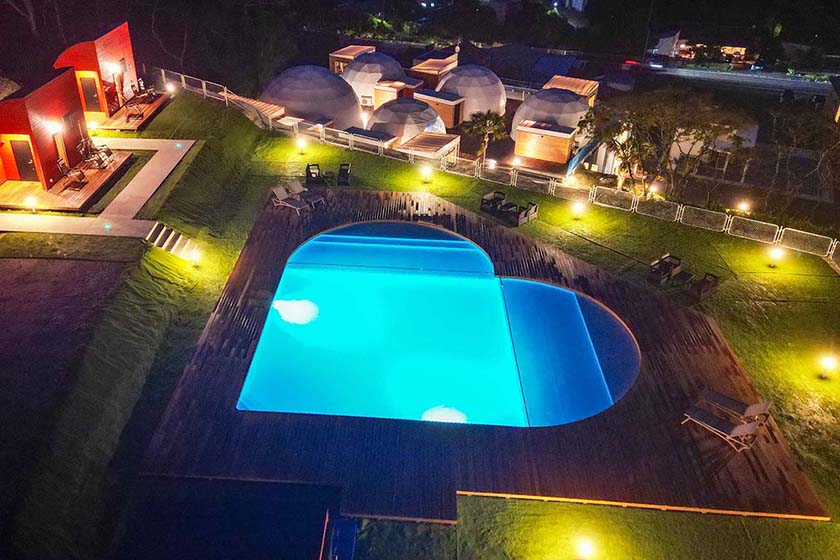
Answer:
485;158;497;170
512;157;522;167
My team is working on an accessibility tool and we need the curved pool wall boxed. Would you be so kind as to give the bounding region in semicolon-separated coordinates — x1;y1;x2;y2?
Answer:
237;221;640;427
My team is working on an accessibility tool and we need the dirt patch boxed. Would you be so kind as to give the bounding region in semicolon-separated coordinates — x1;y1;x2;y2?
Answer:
0;258;127;539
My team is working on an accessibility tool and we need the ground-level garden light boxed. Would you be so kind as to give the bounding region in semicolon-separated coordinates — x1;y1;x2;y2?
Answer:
188;248;201;269
768;247;784;268
572;201;586;220
26;196;37;213
820;355;837;380
575;537;595;559
296;136;307;155
512;156;522;167
738;200;751;213
165;82;175;93
421;164;433;183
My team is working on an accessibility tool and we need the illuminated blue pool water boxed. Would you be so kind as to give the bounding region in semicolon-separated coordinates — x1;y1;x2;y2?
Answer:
237;222;639;427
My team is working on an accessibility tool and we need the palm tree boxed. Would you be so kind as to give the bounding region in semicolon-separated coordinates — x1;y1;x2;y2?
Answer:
462;110;507;164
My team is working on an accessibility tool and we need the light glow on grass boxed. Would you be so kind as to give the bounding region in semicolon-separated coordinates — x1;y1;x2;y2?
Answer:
572;201;586;219
576;537;596;559
421;164;433;183
768;247;784;268
738;200;751;213
296;136;308;155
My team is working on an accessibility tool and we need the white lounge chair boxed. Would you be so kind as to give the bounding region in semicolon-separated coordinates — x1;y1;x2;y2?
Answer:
699;388;771;424
681;405;761;452
271;186;309;215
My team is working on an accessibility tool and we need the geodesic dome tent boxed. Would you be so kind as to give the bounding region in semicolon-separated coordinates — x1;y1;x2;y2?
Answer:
367;98;446;145
436;64;506;119
510;88;589;140
342;52;407;101
260;65;361;129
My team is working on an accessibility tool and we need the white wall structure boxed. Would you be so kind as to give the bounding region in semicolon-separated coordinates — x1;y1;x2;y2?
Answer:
510;88;589;140
261;65;362;129
341;52;407;103
367;98;446;144
436;64;507;119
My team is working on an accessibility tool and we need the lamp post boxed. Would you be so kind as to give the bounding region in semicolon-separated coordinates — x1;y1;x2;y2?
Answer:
572;201;586;220
296;136;307;156
768;247;784;268
820;355;837;380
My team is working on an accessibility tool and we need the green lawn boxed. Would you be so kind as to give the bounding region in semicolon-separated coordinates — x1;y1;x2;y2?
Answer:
7;93;839;559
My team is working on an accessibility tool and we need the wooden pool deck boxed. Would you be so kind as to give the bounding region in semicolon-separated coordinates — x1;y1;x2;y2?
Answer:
143;189;828;523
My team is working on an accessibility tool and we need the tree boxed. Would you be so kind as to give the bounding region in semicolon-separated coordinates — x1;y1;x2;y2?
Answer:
582;88;748;200
462;110;507;164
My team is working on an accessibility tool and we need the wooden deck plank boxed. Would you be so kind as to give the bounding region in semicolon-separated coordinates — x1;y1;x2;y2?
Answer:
0;152;132;212
96;94;170;131
143;190;828;523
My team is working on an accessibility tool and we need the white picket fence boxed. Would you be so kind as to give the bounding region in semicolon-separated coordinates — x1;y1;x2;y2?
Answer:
144;65;840;263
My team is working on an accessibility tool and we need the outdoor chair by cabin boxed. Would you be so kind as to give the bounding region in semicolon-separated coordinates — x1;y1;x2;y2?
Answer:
337;163;351;186
305;163;328;186
287;178;325;208
56;158;86;189
481;191;505;212
699;388;771;424
687;272;720;301
681;405;761;452
126;99;145;121
271;186;309;215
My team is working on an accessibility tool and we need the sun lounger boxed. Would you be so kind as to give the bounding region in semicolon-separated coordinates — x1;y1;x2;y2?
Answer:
287;178;325;208
681;405;761;452
699;388;771;424
56;158;86;189
305;163;327;186
687;272;720;301
271;186;309;215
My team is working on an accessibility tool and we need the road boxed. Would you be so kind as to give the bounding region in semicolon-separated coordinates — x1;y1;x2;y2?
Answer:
659;67;833;96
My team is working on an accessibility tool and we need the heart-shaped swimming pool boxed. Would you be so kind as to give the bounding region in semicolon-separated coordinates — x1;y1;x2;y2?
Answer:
237;221;640;427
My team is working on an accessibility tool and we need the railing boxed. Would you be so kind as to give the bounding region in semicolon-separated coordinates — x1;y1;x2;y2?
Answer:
144;64;840;264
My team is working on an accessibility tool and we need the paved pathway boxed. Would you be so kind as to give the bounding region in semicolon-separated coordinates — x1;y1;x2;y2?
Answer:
0;138;195;238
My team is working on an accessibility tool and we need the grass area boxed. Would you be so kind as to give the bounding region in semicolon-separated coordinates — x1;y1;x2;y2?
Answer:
6;93;838;559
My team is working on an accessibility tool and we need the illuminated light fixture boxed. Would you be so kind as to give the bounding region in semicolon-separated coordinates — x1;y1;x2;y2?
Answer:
104;62;121;76
421;405;467;423
188;248;200;268
103;223;113;232
46;121;64;135
572;201;586;220
421;164;433;183
485;158;497;170
87;121;99;131
165;82;175;93
575;537;595;559
768;247;784;268
296;136;307;155
820;354;837;379
25;196;37;213
360;110;370;128
737;200;751;213
649;185;659;193
565;174;578;187
512;156;522;167
272;299;319;325
176;143;183;149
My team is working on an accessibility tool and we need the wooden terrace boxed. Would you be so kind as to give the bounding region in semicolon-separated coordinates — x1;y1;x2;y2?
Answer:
0;151;131;212
143;190;828;523
95;93;169;131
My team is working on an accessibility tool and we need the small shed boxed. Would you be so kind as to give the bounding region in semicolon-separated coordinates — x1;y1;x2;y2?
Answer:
329;45;376;74
514;120;577;164
542;75;599;107
396;132;461;163
413;89;465;128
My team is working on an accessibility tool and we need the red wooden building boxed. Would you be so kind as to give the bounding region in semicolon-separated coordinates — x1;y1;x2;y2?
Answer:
53;22;138;126
0;69;88;189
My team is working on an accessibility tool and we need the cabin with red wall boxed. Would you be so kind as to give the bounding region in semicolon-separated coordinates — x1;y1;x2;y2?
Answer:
0;69;88;189
53;22;138;124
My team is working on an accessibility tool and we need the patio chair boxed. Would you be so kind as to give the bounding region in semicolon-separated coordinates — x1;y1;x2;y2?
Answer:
687;272;720;301
56;158;86;188
481;191;505;212
671;269;696;286
126;99;145;121
305;163;326;186
681;405;761;452
524;202;539;223
337;163;351;186
271;186;310;215
287;178;325;208
699;388;771;424
647;253;681;286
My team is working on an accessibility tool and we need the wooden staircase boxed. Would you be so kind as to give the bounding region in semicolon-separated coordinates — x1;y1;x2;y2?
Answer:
145;222;197;260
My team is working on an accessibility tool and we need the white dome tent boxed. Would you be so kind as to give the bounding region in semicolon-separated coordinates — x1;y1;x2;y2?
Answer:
260;65;362;129
510;88;589;140
367;98;446;145
436;64;507;119
341;52;407;102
